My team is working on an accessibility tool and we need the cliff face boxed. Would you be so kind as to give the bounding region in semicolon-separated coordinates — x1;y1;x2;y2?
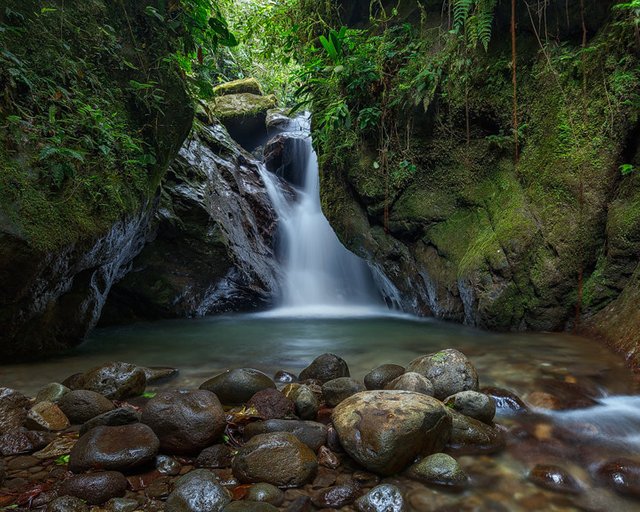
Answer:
0;0;193;360
314;1;640;349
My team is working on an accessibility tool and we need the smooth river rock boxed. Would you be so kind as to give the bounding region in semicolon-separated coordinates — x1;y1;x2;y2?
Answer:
444;390;496;424
25;401;70;431
596;458;640;498
246;388;295;419
282;384;319;420
59;471;128;505
355;484;406;512
407;349;479;399
246;483;285;506
322;378;366;407
80;407;141;436
141;390;225;455
58;390;115;424
385;372;434;396
81;362;147;400
0;388;29;434
528;464;582;494
232;432;318;487
69;423;159;473
165;469;231;512
406;453;468;489
446;410;505;454
243;419;327;452
364;364;406;390
199;368;275;405
35;383;70;404
299;353;350;383
332;390;451;475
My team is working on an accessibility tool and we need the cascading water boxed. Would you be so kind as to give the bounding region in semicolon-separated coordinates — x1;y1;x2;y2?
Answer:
259;115;389;314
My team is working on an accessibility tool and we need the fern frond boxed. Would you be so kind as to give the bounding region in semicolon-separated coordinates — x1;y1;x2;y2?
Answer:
453;0;473;31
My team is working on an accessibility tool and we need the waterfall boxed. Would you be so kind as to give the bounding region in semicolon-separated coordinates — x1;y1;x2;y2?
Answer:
258;115;390;315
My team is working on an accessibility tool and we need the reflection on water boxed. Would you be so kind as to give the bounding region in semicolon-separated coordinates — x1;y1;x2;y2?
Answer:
1;313;639;511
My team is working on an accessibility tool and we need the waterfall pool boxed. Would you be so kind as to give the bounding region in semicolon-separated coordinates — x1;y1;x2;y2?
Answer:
2;312;639;511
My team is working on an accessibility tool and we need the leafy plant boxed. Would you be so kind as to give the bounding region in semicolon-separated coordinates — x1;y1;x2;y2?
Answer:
620;163;638;175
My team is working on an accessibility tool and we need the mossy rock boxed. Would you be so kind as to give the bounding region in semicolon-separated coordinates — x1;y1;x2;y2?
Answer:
213;78;263;97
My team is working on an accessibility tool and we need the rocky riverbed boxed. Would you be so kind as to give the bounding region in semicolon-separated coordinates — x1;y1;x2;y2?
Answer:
1;350;639;511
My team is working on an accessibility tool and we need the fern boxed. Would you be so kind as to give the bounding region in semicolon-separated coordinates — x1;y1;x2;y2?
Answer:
453;0;473;31
452;0;496;50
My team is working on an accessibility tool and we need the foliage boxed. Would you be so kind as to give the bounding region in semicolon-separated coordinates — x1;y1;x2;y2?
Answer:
452;0;497;51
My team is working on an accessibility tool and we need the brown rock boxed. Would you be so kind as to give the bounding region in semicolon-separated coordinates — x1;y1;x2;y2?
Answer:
0;388;29;434
59;471;128;505
25;401;70;431
247;388;295;419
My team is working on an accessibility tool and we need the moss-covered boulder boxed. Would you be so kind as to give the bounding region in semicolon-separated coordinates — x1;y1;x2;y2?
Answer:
213;78;263;96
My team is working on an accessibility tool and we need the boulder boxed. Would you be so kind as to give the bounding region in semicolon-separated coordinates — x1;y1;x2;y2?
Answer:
80;407;141;436
446;410;505;455
355;484;406;512
59;471;128;505
322;378;366;407
200;369;275;406
213;78;263;96
58;390;115;424
282;384;319;420
35;383;70;404
299;354;350;384
69;423;159;473
0;388;28;434
141;390;225;455
247;388;295;419
243;420;327;452
196;444;233;469
25;401;70;431
0;430;51;456
406;349;479;399
332;391;451;475
165;469;231;512
406;453;468;489
384;372;433;396
232;432;318;487
81;362;146;400
445;391;495;424
364;364;406;390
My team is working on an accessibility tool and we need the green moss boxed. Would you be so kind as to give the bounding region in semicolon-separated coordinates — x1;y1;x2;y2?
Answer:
213;78;263;96
211;93;277;120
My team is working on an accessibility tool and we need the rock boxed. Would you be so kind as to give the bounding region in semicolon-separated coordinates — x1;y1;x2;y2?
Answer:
0;430;51;456
274;370;297;383
481;387;528;413
246;483;285;506
48;496;89;512
312;482;360;508
69;423;159;473
332;390;451;475
318;445;340;469
243;420;327;452
247;388;295;419
406;349;479;399
528;464;582;494
364;365;406;390
444;391;496;424
299;354;350;384
165;469;231;512
214;78;263;96
263;132;310;187
62;373;86;390
283;384;319;420
8;454;38;470
25;401;70;431
406;453;468;489
200;369;275;406
355;484;406;512
266;108;293;133
59;471;128;505
141;366;179;384
80;407;140;436
105;497;140;512
596;458;640;498
0;388;29;433
156;455;182;476
141;390;225;455
322;378;366;407
33;436;76;459
285;496;312;512
233;432;318;487
58;390;115;424
385;372;434;396
81;362;146;400
224;502;279;512
35;383;70;404
196;444;234;469
446;410;505;455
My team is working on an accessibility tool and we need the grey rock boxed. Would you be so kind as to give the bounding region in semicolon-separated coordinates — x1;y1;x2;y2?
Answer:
35;383;70;404
445;390;496;424
47;496;89;512
364;365;405;390
200;368;275;406
284;384;319;420
196;444;233;469
59;471;127;505
0;388;28;434
81;362;146;400
106;497;140;512
156;455;182;476
223;502;279;512
322;378;366;407
384;372;433;396
0;430;51;456
312;481;360;508
407;349;479;399
447;409;505;455
243;420;327;452
406;453;468;489
355;484;406;512
58;390;115;424
80;407;140;436
246;483;285;506
165;469;231;512
299;354;350;384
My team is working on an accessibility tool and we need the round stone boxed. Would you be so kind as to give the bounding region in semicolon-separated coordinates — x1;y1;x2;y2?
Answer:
445;391;496;424
48;496;89;512
59;471;128;505
246;483;285;506
58;390;115;424
385;372;434;396
35;383;70;404
81;362;146;400
528;464;582;494
196;444;234;469
322;378;366;407
355;484;406;512
447;410;505;455
283;384;319;420
25;401;70;431
165;469;231;512
79;407;140;436
199;368;275;405
243;419;327;452
406;453;468;489
364;365;406;390
246;388;295;419
299;354;350;384
407;349;479;399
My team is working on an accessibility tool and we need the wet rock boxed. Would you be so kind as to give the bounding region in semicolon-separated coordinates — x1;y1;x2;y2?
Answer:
318;445;340;469
0;388;29;433
322;378;366;407
59;471;128;505
385;372;434;396
81;362;146;400
481;387;528;414
528;464;582;494
446;410;505;455
233;432;318;487
299;354;350;384
285;496;312;512
25;401;70;431
62;373;86;390
156;455;182;476
48;496;89;512
35;383;70;404
8;454;38;469
332;390;451;475
407;349;479;399
105;497;140;512
80;407;140;435
141;366;179;384
165;469;231;512
312;481;360;508
246;483;285;506
243;420;327;452
214;78;263;96
223;502;279;512
355;484;406;512
33;436;75;459
141;390;225;455
69;423;159;473
266;108;293;133
0;430;51;456
530;379;600;410
196;444;234;469
596;458;640;498
200;369;276;406
58;390;115;424
247;388;295;419
283;384;319;420
364;365;406;391
444;391;496;424
406;453;468;489
274;370;297;383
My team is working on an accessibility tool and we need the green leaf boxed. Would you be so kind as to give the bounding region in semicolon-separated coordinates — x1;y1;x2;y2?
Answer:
55;454;70;465
142;391;157;399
